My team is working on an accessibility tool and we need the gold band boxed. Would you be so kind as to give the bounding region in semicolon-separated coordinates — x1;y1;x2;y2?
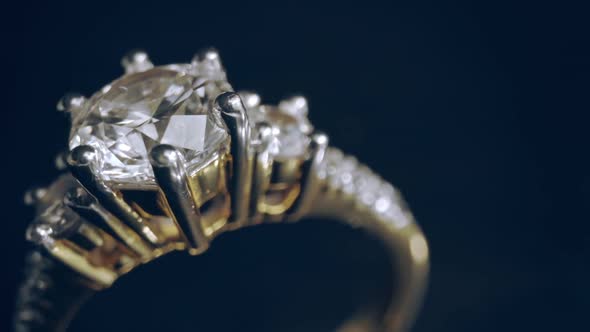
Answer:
305;148;429;331
21;146;428;332
19;51;428;332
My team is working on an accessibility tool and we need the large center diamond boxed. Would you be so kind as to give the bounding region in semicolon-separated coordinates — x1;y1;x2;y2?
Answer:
69;66;229;183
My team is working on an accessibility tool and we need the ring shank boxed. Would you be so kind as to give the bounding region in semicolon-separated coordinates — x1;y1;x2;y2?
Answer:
14;251;96;332
307;194;428;331
15;151;428;332
15;226;426;332
304;150;429;332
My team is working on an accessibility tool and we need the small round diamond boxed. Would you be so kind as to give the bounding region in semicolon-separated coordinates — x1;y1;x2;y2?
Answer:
26;224;54;246
242;95;312;160
375;197;392;213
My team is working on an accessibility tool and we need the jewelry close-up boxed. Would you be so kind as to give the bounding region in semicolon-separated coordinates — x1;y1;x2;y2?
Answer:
15;49;429;332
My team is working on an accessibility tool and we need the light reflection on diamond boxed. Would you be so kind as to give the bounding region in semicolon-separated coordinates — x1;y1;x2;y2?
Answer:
69;67;229;183
242;100;312;160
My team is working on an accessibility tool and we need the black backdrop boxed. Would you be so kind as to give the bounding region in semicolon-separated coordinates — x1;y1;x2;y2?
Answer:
2;1;589;331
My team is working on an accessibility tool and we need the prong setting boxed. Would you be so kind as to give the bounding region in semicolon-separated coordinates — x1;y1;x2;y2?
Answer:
21;50;428;331
67;145;161;246
24;187;48;206
56;92;86;113
25;177;141;287
240;92;313;161
238;91;261;109
54;151;68;170
192;47;222;72
65;186;154;259
149;144;208;253
67;144;96;167
70;53;231;185
64;187;96;210
255;122;275;149
121;49;153;74
278;95;308;117
236;92;317;218
26;199;82;248
194;47;220;62
249;122;274;222
215;92;252;225
287;131;329;219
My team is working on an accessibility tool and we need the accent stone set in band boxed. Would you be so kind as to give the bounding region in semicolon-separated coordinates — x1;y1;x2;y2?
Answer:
17;49;429;332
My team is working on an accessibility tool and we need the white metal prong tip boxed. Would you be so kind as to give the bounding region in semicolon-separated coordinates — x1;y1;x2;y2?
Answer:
64;187;96;210
286;131;329;219
67;145;97;167
54;151;68;170
192;47;224;76
149;144;180;168
149;144;207;250
57;92;86;113
311;131;329;147
193;47;220;63
24;187;48;206
279;95;308;117
254;121;276;152
238;91;261;109
256;122;273;141
121;49;153;74
214;91;251;224
215;92;245;116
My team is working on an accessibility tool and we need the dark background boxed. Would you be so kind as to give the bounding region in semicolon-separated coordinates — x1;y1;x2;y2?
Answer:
2;1;589;331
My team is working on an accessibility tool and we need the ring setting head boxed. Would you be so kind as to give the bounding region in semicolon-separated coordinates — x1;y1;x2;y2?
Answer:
18;48;428;332
30;50;319;256
69;60;231;185
241;92;313;160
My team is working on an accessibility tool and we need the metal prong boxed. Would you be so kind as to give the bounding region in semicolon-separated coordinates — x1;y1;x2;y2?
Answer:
65;187;154;259
238;91;261;109
193;47;221;66
249;122;274;222
150;145;207;252
215;92;252;225
67;145;161;245
23;187;48;206
287;132;329;219
279;95;308;117
121;49;153;74
57;92;86;113
192;47;226;76
54;151;68;170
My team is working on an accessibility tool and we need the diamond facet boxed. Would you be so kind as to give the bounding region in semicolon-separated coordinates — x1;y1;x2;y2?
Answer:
69;66;230;183
241;95;312;160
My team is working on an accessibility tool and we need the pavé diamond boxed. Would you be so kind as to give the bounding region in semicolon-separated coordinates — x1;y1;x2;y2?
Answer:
69;66;230;183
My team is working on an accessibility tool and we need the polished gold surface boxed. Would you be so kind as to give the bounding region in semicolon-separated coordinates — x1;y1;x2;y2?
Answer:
308;176;429;332
47;221;139;287
88;200;153;260
19;50;429;332
40;142;428;331
187;152;231;238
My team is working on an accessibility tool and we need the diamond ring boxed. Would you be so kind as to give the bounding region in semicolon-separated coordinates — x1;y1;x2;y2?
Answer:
15;49;429;332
